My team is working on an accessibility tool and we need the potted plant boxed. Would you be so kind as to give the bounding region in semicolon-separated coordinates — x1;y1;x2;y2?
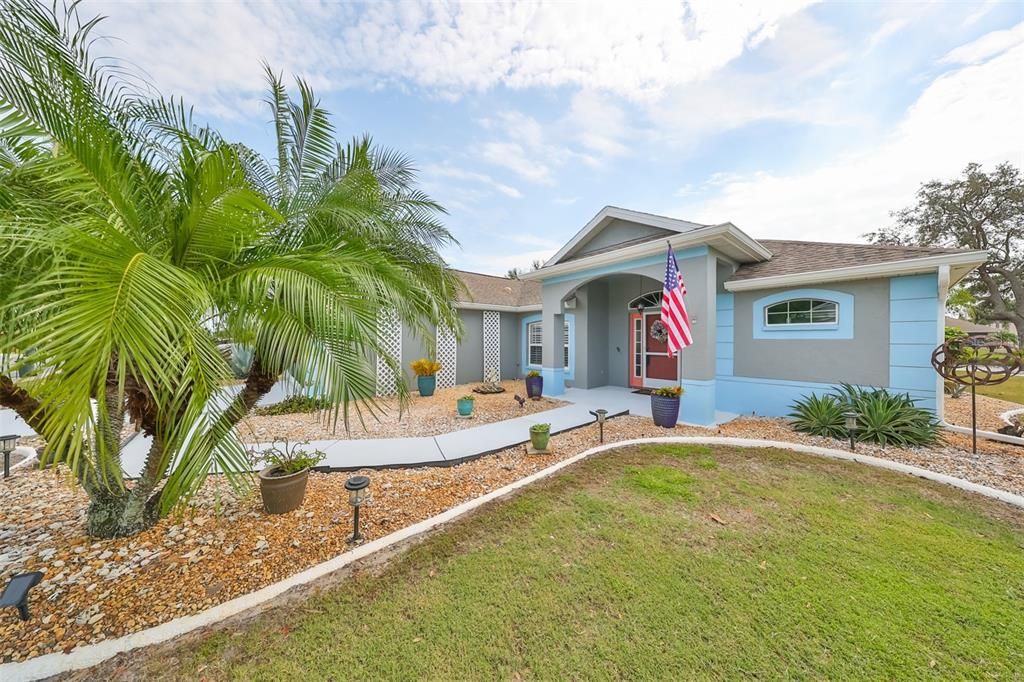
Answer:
257;440;326;514
650;386;683;428
525;369;543;400
457;394;475;416
411;358;442;397
529;423;551;451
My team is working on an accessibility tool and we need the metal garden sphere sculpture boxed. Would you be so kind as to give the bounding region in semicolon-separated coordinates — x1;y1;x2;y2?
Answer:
931;339;1022;453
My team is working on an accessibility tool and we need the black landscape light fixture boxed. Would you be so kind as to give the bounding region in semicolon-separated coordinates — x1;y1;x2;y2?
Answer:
589;409;608;443
843;412;859;452
345;475;370;543
1;434;17;479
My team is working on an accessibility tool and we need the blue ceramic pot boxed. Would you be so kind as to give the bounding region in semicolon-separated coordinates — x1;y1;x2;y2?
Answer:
525;375;543;399
650;394;680;428
457;398;474;416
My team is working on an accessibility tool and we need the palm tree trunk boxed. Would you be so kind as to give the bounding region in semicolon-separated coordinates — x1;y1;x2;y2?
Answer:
85;434;166;538
218;355;278;430
0;373;45;433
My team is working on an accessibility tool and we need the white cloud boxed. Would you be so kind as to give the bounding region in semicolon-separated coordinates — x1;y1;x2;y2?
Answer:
674;34;1024;242
422;164;523;198
481;142;554;184
941;21;1024;65
90;0;815;116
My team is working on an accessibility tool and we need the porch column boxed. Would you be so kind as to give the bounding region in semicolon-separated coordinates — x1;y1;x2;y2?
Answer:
540;296;566;396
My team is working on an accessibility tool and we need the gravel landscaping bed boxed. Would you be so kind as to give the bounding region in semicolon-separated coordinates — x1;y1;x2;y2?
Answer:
236;380;566;443
3;412;1024;665
944;392;1022;431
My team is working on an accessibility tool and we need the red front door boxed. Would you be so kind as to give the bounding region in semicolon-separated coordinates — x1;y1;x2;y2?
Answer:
629;310;679;388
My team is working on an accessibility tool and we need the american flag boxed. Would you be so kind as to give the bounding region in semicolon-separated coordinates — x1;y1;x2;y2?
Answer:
661;245;693;356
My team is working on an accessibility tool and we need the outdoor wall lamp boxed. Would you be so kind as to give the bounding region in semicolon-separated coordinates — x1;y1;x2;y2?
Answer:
589;409;608;443
345;475;370;543
843;412;859;452
1;434;18;479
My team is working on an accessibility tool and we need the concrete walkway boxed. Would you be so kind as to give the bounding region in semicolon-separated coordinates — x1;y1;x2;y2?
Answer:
120;401;628;478
18;384;734;478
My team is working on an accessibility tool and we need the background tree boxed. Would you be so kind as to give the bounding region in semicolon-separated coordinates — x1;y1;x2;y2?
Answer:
0;2;459;537
865;163;1023;339
505;259;544;279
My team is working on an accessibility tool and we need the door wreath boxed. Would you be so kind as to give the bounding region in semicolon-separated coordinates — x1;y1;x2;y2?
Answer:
649;319;669;343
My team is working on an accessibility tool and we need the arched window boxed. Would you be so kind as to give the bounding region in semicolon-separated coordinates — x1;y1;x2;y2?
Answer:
764;299;838;326
626;291;662;310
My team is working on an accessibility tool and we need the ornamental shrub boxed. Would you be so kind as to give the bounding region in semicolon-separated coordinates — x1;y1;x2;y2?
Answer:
790;383;939;447
411;358;442;377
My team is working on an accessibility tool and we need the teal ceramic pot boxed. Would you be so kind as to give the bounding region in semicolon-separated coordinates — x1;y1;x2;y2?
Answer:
457;398;474;416
417;375;437;397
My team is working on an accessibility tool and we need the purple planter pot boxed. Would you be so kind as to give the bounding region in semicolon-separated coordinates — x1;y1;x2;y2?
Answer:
650;394;680;428
525;375;543;400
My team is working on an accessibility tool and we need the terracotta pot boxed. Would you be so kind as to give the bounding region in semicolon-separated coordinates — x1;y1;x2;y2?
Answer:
417;375;437;397
529;427;551;451
525;375;543;399
258;465;310;514
650;394;680;428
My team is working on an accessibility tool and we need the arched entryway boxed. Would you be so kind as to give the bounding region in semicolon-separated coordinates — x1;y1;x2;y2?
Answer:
626;290;679;390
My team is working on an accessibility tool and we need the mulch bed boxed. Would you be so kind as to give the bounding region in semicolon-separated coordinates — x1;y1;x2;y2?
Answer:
3;410;1024;665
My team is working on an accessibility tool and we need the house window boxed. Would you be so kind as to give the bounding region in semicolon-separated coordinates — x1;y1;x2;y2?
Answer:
764;299;838;326
526;320;571;368
528;321;543;365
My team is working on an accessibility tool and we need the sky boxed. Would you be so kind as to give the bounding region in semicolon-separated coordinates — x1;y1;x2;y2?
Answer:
90;0;1024;275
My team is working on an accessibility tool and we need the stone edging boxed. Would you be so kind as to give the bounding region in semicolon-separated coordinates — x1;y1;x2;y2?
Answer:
4;436;1023;681
999;406;1024;426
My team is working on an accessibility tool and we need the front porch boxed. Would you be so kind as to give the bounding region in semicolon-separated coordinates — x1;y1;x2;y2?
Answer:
563;385;737;427
527;252;721;425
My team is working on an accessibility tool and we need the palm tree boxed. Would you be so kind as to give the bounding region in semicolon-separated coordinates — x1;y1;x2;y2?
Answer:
0;2;460;537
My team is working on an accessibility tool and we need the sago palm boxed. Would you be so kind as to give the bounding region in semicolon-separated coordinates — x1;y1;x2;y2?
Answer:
0;1;460;537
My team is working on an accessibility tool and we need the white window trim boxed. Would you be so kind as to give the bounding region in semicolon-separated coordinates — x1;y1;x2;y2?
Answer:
525;320;571;369
763;298;840;327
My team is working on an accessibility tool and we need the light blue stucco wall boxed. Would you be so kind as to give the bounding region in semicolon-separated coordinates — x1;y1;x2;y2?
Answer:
888;273;940;412
716;292;734;377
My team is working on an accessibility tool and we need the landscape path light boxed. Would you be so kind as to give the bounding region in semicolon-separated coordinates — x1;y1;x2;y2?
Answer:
345;475;370;543
1;434;17;479
589;409;608;443
843;412;858;452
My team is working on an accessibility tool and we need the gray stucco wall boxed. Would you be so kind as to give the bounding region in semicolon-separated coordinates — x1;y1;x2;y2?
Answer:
455;309;483;385
732;279;891;385
584;282;610;388
501;311;521;379
573;219;675;259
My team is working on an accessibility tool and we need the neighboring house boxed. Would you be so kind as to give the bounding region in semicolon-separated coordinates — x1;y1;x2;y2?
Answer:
944;316;1005;338
378;206;989;425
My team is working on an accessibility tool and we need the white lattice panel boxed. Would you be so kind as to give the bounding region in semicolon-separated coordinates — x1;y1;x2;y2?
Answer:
375;309;402;396
483;310;501;382
436;324;458;389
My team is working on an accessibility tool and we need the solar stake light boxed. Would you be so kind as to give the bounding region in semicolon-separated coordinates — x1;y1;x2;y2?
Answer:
1;434;18;479
344;475;370;543
843;412;858;452
589;409;609;443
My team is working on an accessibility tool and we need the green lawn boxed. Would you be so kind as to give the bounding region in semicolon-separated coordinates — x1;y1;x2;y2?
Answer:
977;374;1024;404
130;444;1024;680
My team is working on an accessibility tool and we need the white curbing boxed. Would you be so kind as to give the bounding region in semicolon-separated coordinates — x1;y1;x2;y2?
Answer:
3;436;1023;681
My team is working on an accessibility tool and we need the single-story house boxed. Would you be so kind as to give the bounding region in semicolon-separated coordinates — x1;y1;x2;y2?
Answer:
944;316;1006;338
380;206;989;425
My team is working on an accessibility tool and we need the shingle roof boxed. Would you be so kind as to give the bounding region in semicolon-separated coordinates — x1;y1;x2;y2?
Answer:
729;240;971;282
945;316;999;334
454;270;541;307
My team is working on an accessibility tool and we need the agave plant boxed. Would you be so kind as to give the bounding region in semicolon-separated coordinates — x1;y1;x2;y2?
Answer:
788;393;846;439
791;384;939;447
0;2;459;537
